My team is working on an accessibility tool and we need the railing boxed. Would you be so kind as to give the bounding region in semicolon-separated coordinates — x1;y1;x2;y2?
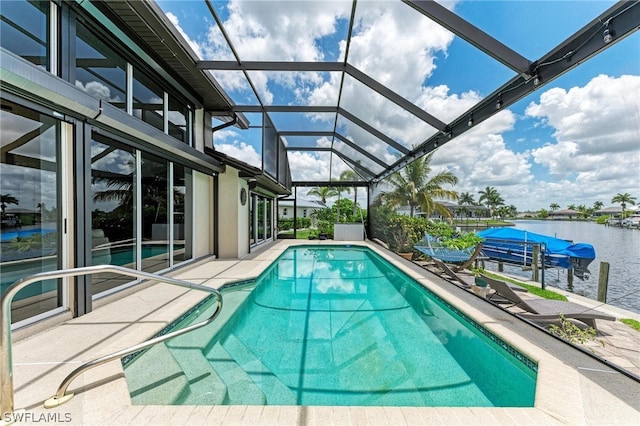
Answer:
1;265;223;417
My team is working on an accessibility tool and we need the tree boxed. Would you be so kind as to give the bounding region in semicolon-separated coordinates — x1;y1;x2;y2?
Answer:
611;193;637;218
567;204;577;211
478;186;504;219
592;200;604;211
381;152;458;217
459;192;475;206
549;203;560;212
576;205;590;219
458;192;475;222
496;205;517;220
306;186;339;205
0;193;19;216
339;169;360;219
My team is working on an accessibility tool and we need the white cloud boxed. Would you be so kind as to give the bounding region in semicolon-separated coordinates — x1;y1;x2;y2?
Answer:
288;150;332;181
75;80;122;103
526;75;640;155
524;74;640;208
165;12;204;58
431;111;535;207
215;141;261;168
161;2;637;212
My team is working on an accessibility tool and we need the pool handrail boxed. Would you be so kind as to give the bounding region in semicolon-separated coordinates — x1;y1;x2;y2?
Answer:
0;264;223;416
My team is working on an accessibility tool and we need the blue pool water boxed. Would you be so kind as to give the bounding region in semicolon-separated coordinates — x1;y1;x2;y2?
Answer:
0;228;56;242
123;245;537;407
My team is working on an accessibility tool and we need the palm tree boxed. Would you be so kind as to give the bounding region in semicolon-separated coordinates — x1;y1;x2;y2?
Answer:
458;192;475;222
592;200;604;211
306;186;339;205
382;152;458;217
567;204;577;211
0;193;19;216
549;203;560;212
577;204;590;219
478;186;504;219
611;193;637;218
339;170;359;218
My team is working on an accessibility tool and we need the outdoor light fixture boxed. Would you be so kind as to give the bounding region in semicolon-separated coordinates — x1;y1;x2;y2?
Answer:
496;98;503;110
533;75;541;86
467;116;473;127
434;141;438;148
603;28;614;44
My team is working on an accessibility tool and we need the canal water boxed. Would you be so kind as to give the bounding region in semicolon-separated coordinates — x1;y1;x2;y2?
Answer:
479;220;640;314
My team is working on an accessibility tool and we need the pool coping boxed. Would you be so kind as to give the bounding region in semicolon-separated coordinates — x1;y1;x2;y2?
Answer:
8;239;640;425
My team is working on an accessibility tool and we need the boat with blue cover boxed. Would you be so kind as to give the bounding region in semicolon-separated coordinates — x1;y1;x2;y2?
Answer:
476;228;596;280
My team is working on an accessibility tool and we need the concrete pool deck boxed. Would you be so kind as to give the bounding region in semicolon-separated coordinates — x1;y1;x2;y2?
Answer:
6;240;640;425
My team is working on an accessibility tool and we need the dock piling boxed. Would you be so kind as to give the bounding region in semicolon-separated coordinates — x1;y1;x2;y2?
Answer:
597;261;610;303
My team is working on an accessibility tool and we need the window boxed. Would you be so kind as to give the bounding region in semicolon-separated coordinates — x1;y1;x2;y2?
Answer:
140;152;169;273
0;100;63;322
251;194;274;246
133;68;164;131
75;21;127;109
172;164;192;263
0;0;49;70
168;95;190;144
90;134;136;294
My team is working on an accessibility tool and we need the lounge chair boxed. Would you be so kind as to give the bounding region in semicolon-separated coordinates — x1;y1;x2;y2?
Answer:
433;259;527;294
431;258;474;288
482;274;615;330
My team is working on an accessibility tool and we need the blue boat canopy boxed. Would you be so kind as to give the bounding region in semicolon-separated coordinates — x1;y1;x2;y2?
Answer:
476;228;595;260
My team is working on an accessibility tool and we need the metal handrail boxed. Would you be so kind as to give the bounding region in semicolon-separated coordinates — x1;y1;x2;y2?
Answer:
1;265;223;416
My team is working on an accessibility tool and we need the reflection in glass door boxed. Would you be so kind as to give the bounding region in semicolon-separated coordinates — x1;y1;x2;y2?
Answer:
250;194;274;248
0;101;63;323
172;165;192;263
90;133;136;294
141;153;169;273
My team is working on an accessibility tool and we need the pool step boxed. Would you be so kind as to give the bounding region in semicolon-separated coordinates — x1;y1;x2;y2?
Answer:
222;333;297;405
125;344;190;405
206;342;267;405
169;347;228;405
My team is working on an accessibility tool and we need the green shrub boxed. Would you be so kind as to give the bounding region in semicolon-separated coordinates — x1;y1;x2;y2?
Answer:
548;315;602;345
278;218;293;231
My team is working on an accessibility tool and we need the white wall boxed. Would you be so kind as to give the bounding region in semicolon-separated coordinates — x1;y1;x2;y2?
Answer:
237;183;249;257
217;167;249;258
193;171;213;258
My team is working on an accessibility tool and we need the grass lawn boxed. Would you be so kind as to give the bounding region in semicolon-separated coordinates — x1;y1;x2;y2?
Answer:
453;219;514;227
481;271;568;301
620;318;640;332
278;229;314;239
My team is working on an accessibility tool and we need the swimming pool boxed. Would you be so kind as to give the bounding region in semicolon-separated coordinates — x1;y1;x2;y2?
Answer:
0;227;56;242
123;245;537;407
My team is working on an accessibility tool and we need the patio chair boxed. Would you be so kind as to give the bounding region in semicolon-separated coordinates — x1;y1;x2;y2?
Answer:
433;259;528;294
482;274;615;331
431;258;474;288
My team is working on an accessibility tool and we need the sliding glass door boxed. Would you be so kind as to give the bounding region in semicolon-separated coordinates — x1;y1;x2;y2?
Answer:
0;100;64;323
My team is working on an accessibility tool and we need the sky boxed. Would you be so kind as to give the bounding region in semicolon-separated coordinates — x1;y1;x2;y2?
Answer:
157;0;640;212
